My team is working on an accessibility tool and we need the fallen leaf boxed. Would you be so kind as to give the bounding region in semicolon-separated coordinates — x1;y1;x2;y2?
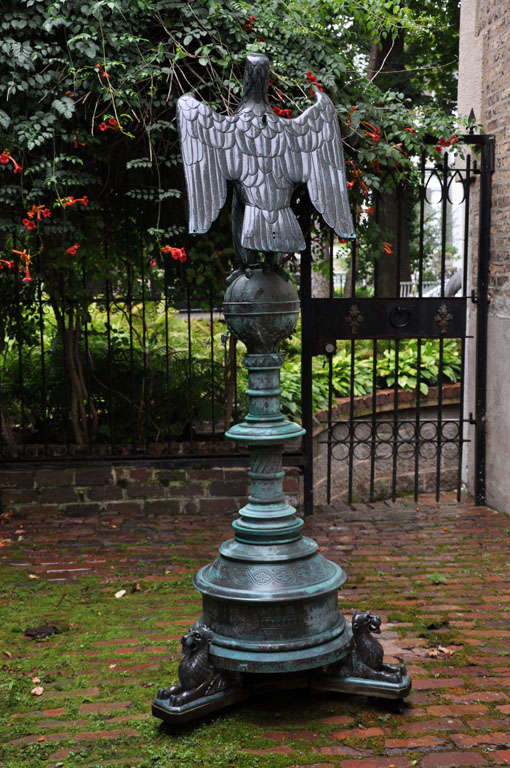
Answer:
28;574;39;580
438;645;456;656
37;736;45;742
114;589;126;599
3;650;12;658
109;663;117;669
31;686;44;696
31;676;41;684
427;644;457;658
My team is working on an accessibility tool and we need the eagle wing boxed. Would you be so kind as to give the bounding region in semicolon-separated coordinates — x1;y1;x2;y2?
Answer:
177;94;235;234
281;91;355;239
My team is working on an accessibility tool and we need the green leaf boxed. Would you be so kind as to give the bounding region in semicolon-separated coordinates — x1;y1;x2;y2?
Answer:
51;97;75;119
0;109;11;129
427;572;449;585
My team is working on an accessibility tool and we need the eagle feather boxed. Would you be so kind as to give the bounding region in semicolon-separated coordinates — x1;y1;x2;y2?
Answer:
177;84;354;254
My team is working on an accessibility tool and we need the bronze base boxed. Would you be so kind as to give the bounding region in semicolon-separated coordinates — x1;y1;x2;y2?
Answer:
152;663;411;727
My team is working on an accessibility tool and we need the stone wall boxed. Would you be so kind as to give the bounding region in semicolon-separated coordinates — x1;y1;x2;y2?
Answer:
458;0;510;512
0;465;302;521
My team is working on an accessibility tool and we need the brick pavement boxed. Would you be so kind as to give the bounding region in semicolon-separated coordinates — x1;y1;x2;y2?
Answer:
0;491;508;767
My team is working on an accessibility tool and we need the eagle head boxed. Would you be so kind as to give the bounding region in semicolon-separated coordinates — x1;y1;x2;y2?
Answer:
242;53;270;107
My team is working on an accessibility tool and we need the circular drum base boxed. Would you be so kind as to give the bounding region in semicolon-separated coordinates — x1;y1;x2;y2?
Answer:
208;621;353;673
195;546;352;675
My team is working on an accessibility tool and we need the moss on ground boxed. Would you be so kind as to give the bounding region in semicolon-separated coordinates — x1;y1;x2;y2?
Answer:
0;556;352;768
2;495;509;768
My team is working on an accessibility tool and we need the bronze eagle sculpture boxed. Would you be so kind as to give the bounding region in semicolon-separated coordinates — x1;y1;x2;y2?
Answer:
177;53;355;260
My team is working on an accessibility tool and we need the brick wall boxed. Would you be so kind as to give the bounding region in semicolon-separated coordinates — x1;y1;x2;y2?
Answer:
0;465;303;521
480;0;510;316
478;0;509;512
458;0;510;511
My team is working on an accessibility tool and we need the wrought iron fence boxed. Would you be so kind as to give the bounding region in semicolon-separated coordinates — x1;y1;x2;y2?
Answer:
300;135;493;509
0;136;492;512
0;254;246;462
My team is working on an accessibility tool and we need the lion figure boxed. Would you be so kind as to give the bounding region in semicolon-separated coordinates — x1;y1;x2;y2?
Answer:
348;610;407;683
157;625;228;707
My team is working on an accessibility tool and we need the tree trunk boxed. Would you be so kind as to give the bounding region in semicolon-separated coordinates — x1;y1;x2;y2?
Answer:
367;29;411;298
311;223;332;298
375;184;412;297
61;323;87;444
50;293;97;446
0;325;15;444
344;239;355;298
0;404;15;445
223;333;237;432
366;30;405;81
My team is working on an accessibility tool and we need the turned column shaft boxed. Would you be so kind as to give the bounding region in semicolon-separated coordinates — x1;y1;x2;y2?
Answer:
194;266;349;674
245;353;285;508
231;352;303;545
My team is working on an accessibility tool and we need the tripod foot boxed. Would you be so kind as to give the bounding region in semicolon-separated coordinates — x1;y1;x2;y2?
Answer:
311;670;412;700
152;686;249;726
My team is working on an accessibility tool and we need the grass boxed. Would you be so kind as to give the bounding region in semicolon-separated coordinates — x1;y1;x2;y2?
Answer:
0;556;357;768
1;494;509;767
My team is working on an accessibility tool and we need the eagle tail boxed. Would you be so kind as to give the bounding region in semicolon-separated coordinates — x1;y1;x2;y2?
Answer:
241;205;305;253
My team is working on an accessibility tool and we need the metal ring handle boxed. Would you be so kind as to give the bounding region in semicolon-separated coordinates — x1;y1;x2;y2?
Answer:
389;305;410;328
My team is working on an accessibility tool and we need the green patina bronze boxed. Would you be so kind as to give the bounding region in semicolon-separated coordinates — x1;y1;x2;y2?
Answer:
152;53;411;725
153;260;411;726
194;264;353;673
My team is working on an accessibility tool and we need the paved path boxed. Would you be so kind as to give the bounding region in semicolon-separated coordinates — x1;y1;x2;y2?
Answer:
0;492;508;767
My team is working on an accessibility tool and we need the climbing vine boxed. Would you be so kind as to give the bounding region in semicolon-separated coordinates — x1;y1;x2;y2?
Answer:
1;0;462;267
0;0;464;444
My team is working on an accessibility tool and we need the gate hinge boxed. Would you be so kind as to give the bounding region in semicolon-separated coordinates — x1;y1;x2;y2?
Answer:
471;136;495;175
471;290;478;304
469;412;477;425
484;136;496;174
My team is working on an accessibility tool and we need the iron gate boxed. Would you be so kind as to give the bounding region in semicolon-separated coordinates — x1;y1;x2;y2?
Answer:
300;134;494;513
0;135;493;515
